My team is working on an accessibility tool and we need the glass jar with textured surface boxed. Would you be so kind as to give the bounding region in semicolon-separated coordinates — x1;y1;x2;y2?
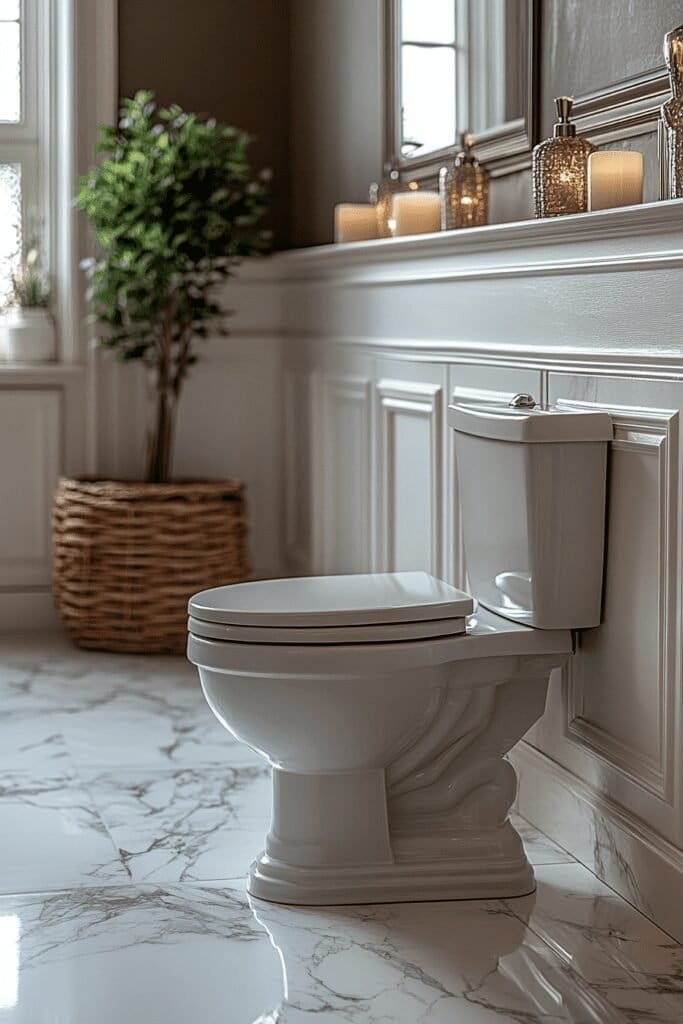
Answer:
439;133;489;230
533;97;595;217
372;160;403;237
663;24;683;199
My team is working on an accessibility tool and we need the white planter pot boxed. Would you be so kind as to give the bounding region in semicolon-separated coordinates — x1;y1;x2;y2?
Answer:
1;307;56;363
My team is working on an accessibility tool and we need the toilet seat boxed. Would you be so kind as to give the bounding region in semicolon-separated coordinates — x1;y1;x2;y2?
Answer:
188;571;475;645
187;614;468;645
188;606;573;674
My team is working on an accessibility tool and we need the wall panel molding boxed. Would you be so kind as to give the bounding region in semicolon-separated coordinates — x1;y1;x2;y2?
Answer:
376;378;443;577
573;66;669;147
0;389;62;588
283;368;319;576
320;374;373;574
562;404;679;803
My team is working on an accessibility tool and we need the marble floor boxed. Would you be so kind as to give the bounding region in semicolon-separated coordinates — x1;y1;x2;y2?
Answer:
1;635;682;1023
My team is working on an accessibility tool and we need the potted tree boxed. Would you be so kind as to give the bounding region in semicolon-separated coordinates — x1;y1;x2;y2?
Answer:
53;91;270;653
1;237;56;362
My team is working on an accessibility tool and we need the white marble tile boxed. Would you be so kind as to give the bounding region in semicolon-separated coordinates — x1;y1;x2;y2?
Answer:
0;641;262;770
83;765;272;883
58;687;262;770
3;635;683;1023
0;718;73;773
0;771;129;893
0;885;281;1024
3;881;663;1024
505;862;683;1022
510;813;575;866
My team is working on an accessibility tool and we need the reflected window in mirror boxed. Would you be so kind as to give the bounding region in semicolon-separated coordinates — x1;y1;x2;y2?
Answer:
387;0;537;178
399;0;459;160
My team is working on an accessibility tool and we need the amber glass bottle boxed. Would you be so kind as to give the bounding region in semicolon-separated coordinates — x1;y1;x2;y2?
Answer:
439;133;489;230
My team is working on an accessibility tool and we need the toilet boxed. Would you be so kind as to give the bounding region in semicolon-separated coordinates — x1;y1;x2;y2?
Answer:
187;395;613;905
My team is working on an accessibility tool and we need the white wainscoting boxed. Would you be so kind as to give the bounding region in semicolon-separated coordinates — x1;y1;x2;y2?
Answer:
277;200;683;938
283;367;319;576
0;366;89;628
0;389;61;589
376;377;444;578
320;374;373;574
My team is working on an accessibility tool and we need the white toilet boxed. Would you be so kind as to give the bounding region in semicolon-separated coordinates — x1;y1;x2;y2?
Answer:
188;396;612;905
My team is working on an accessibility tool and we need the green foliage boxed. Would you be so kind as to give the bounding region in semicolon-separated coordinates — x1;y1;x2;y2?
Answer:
9;238;51;309
76;91;271;481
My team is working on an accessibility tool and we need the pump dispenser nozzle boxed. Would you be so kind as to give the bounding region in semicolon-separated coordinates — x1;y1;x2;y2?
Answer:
553;96;576;138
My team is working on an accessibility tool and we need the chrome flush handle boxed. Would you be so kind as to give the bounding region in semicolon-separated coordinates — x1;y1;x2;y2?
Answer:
509;393;537;409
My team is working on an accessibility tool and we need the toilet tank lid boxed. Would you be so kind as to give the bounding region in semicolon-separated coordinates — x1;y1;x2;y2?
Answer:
189;571;474;627
448;400;613;443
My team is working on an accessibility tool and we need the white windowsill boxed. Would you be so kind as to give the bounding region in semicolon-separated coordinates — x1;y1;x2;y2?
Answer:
0;361;87;383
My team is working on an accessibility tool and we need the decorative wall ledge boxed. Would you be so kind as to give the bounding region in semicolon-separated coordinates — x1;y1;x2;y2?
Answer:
277;199;683;283
273;198;683;378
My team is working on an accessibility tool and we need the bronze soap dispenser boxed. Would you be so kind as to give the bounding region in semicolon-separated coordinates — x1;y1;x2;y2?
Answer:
533;97;595;217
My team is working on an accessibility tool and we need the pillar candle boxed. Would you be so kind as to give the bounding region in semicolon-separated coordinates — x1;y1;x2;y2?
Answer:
392;191;442;236
588;151;644;211
334;204;378;243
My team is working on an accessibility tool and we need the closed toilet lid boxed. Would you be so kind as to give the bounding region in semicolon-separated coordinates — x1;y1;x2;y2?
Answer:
189;571;474;628
187;614;469;645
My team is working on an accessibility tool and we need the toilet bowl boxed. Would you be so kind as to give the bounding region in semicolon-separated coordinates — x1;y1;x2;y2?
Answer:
188;396;612;905
189;574;572;904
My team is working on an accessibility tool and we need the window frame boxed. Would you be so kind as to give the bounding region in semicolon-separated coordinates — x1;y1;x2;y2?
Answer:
384;0;539;184
0;0;118;366
0;0;50;300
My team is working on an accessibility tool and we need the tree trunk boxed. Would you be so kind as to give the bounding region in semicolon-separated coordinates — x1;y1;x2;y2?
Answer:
146;296;181;484
146;382;177;483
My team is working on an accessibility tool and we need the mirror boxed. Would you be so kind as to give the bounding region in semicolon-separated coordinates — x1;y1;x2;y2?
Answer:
385;0;538;177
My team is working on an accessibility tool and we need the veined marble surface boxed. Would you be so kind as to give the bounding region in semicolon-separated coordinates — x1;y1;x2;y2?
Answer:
1;633;682;1023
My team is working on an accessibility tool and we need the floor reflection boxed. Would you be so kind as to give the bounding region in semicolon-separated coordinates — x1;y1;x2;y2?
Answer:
248;891;630;1023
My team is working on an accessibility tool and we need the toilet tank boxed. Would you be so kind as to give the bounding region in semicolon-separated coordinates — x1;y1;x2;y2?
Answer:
448;396;612;630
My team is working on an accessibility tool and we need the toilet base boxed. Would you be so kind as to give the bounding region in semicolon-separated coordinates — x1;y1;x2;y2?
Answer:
248;822;535;906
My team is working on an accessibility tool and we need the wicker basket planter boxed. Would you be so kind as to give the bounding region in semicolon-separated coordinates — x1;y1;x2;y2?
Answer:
53;478;248;654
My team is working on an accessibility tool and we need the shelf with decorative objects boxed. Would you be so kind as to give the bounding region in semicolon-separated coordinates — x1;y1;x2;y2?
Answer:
283;197;683;276
333;21;683;245
276;196;683;382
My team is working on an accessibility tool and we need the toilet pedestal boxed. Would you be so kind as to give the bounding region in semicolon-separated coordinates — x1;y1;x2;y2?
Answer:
248;672;556;906
250;815;533;906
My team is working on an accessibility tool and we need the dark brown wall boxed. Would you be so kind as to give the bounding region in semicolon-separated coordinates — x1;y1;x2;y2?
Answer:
118;0;290;247
288;0;384;247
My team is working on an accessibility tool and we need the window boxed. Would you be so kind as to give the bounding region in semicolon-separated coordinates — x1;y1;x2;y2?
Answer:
387;0;535;179
0;0;46;303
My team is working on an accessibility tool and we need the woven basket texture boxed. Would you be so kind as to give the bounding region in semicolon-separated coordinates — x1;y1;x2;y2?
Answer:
53;477;248;654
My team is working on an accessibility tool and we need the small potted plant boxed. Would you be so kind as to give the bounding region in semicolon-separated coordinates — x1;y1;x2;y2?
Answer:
52;91;270;653
1;237;55;362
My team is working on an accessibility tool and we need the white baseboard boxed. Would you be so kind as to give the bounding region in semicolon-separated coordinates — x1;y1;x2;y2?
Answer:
0;590;60;631
511;741;683;941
